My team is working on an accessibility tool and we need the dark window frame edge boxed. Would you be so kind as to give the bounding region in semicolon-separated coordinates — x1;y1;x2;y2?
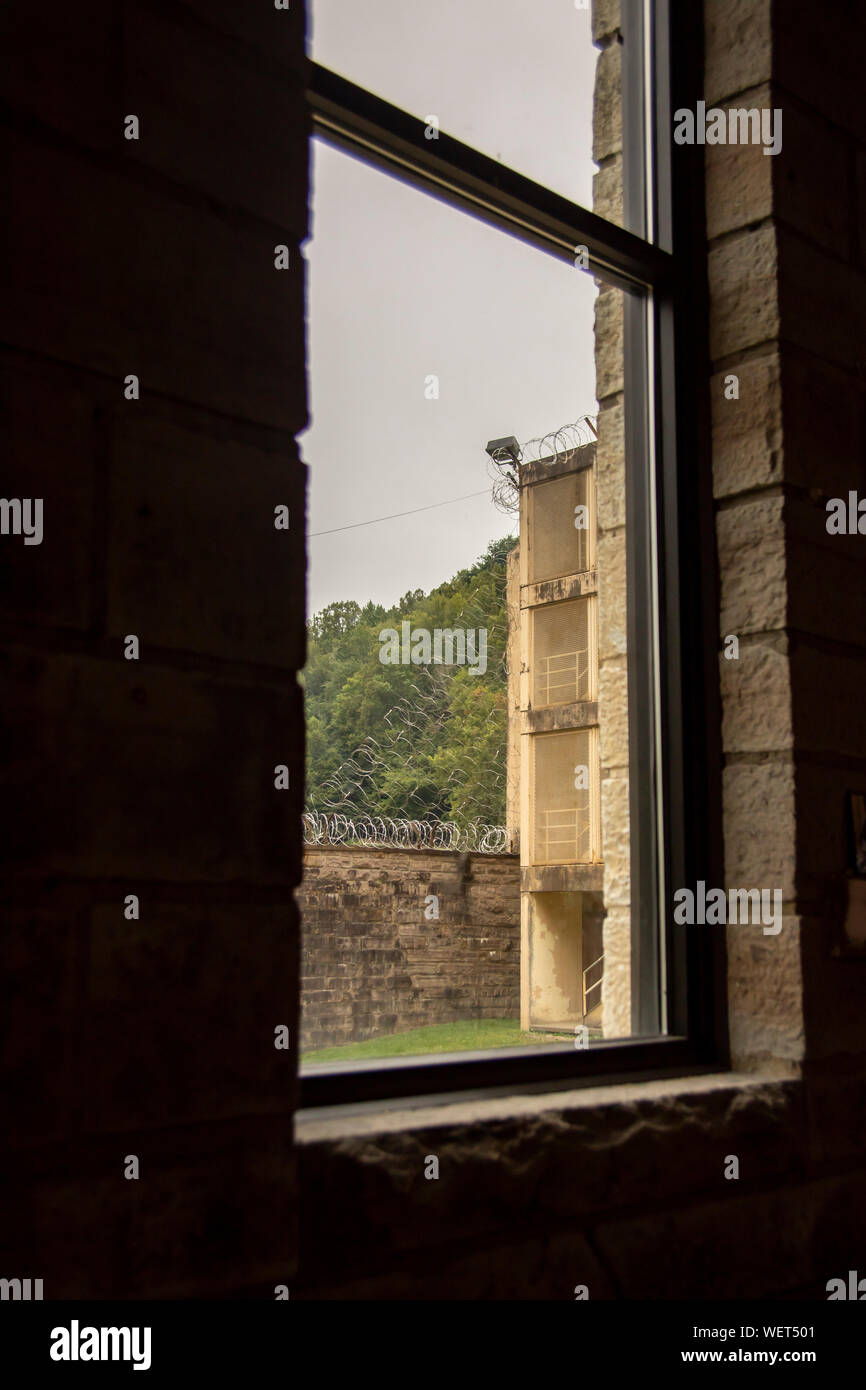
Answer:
309;63;672;294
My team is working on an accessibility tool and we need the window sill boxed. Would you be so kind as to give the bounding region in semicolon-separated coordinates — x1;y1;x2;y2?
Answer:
295;1062;813;1301
295;1063;799;1144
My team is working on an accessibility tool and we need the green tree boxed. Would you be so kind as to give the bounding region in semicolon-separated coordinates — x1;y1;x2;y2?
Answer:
305;536;516;827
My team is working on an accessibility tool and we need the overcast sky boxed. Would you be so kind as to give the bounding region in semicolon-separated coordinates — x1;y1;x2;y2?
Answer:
302;1;604;615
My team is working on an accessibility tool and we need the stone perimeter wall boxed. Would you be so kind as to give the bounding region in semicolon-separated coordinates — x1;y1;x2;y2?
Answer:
299;847;520;1050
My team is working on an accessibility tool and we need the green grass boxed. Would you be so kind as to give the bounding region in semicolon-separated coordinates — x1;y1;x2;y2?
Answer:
302;1016;599;1063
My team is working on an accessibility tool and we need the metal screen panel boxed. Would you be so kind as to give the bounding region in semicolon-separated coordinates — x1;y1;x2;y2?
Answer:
528;470;592;583
530;729;593;865
531;598;591;707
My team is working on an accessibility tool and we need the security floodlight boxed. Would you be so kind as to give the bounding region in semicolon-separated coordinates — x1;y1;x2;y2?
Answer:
484;435;521;465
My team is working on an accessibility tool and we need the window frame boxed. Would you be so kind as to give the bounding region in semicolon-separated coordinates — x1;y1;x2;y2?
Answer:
300;0;727;1110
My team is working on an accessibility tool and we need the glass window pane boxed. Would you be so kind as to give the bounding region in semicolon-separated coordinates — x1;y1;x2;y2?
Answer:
310;0;627;219
299;138;656;1068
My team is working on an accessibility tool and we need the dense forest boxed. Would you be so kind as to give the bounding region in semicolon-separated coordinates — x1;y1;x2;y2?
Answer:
304;535;514;827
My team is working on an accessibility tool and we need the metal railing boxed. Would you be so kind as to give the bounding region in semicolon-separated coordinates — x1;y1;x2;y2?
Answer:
582;953;604;1018
534;807;591;864
533;648;589;707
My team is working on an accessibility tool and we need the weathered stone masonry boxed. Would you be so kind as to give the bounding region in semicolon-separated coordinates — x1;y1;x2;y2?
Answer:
2;1;307;1297
300;847;520;1050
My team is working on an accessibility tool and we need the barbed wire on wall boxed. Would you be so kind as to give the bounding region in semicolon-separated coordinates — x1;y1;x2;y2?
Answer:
303;808;513;855
486;414;598;514
521;414;597;465
486;449;521;516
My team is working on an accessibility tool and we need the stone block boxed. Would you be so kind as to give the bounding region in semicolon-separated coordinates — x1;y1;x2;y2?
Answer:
592;0;621;44
86;899;296;1014
705;94;773;241
774;99;850;260
601;774;630;910
0;358;98;632
801;904;866;1056
793;762;862;907
774;6;866;142
123;4;308;234
596;528;627;660
592;155;623;226
4;899;297;1141
0;885;87;1010
107;411;306;667
780;352;865;499
0;0;118;150
598;653;629;769
601;903;631;1037
3;129;306;431
711;351;782;498
726;913;804;1066
785;493;866;650
722;759;796;899
596;1175;861;1298
182;0;306;63
3;1121;294;1298
299;1230;617;1301
709;222;779;362
716;494;787;636
0;647;303;885
595;396;625;530
778;227;866;373
594;286;623;401
592;41;622;164
788;644;866;761
535;1080;804;1220
704;0;772;106
804;1060;866;1162
719;638;792;754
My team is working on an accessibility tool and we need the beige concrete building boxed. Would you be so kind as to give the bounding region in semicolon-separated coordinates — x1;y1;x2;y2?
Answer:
506;438;624;1035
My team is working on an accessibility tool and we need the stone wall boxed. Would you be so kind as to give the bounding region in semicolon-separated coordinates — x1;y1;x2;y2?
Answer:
592;11;631;1037
708;0;866;1084
2;0;307;1298
300;847;520;1050
505;545;521;847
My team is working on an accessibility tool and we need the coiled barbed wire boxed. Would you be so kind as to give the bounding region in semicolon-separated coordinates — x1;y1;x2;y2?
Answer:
486;415;597;514
486;449;521;516
303;809;512;855
520;415;597;466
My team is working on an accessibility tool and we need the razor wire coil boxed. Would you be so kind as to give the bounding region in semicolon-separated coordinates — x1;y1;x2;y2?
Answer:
303;809;512;855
